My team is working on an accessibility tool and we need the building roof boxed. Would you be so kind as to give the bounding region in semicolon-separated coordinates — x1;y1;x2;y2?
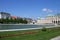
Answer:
0;12;10;15
11;16;17;18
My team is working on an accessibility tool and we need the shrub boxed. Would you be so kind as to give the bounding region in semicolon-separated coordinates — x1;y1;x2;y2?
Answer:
42;27;47;31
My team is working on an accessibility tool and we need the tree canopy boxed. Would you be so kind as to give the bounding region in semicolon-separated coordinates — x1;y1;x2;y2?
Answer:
0;18;28;24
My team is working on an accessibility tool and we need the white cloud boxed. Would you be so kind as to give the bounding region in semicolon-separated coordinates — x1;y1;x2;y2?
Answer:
54;10;57;12
42;8;48;11
42;8;53;12
48;9;53;12
54;10;59;13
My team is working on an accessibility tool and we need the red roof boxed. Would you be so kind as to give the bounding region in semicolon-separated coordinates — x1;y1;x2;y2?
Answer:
11;16;17;18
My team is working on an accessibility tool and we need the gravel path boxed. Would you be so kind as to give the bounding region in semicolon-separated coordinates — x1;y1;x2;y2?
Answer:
50;36;60;40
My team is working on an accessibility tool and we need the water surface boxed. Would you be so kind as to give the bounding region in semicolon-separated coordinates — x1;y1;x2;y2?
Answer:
0;24;54;30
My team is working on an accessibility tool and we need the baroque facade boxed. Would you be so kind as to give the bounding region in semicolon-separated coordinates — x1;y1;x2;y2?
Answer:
37;14;60;25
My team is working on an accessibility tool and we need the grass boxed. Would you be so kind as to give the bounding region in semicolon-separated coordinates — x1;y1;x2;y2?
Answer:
0;27;60;40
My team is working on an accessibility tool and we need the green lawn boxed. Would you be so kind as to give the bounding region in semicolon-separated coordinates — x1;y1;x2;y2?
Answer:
0;27;60;40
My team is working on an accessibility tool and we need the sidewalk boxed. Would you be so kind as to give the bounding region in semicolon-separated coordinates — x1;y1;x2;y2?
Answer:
50;36;60;40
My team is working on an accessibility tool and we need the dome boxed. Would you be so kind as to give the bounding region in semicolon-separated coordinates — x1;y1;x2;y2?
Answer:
37;17;41;20
47;14;54;16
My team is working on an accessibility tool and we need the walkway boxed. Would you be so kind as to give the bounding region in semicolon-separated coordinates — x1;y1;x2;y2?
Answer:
50;36;60;40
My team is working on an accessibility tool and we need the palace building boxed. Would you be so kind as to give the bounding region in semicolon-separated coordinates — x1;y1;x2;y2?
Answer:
37;14;60;25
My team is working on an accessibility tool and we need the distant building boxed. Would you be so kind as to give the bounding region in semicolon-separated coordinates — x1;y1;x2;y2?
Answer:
10;16;17;19
0;12;11;19
53;14;60;25
23;18;33;24
37;14;60;25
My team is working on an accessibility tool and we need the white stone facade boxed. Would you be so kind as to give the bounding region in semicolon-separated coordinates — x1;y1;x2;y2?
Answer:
37;14;60;25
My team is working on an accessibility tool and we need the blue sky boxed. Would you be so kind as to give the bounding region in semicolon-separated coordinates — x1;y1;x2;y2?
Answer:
0;0;60;19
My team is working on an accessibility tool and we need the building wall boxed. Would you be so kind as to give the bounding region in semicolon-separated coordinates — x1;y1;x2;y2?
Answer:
0;12;11;19
37;15;60;25
37;19;52;24
0;14;1;19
